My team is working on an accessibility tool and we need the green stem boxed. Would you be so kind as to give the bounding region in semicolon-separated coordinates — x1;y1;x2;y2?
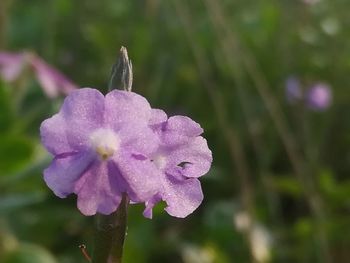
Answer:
92;195;129;263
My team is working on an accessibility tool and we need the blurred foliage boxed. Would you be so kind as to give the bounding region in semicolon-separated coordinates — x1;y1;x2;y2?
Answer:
0;0;350;262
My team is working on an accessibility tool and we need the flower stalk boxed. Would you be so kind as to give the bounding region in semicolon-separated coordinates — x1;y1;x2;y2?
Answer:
92;195;129;263
92;47;133;263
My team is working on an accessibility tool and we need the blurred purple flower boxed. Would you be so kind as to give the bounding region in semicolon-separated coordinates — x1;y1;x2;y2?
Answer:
306;83;332;111
30;55;78;98
41;88;161;216
285;76;303;103
143;110;212;218
0;51;77;98
0;52;26;82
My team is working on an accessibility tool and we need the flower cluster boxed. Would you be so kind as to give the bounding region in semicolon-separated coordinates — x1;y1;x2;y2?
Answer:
0;51;77;97
285;77;332;111
40;88;212;218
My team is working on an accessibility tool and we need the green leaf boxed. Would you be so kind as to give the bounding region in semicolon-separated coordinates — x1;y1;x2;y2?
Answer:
0;135;34;175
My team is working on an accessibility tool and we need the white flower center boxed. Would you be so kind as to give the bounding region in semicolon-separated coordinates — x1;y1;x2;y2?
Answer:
90;128;120;160
152;154;167;170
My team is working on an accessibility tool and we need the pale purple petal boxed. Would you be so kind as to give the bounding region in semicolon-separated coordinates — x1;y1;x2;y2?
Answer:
143;173;205;218
143;194;162;219
149;109;167;127
161;116;203;145
40;88;105;155
165;136;212;178
105;90;152;130
31;56;78;98
0;52;26;82
162;175;203;218
40;114;75;155
60;88;104;128
44;151;95;198
118;122;160;155
113;151;160;202
74;161;122;216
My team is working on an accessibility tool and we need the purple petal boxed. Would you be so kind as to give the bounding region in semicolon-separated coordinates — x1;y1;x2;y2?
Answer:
143;194;162;219
161;116;203;145
163;175;203;218
40;88;105;155
31;56;78;98
166;136;212;178
74;161;122;216
113;151;160;202
44;151;95;198
40;114;75;155
0;52;26;82
149;109;167;127
105;90;152;130
118;122;160;156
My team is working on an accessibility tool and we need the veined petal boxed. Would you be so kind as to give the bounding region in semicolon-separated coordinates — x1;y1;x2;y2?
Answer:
118;122;160;156
163;175;203;218
105;90;152;131
166;136;212;178
75;160;122;216
40;88;105;155
161;116;203;145
44;151;95;198
60;88;105;131
149;109;167;127
40;114;74;154
113;151;160;202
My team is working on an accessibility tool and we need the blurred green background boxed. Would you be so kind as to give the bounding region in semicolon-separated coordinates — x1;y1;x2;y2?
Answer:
1;0;350;262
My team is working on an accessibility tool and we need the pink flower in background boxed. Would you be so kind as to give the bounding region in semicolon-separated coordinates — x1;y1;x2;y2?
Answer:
30;55;78;98
306;83;332;111
0;51;77;98
0;52;26;82
285;76;332;111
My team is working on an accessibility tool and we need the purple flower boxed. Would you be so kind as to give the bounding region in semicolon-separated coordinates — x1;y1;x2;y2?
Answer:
30;55;78;98
143;109;212;218
40;88;161;216
306;83;332;111
285;76;303;104
0;52;26;82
